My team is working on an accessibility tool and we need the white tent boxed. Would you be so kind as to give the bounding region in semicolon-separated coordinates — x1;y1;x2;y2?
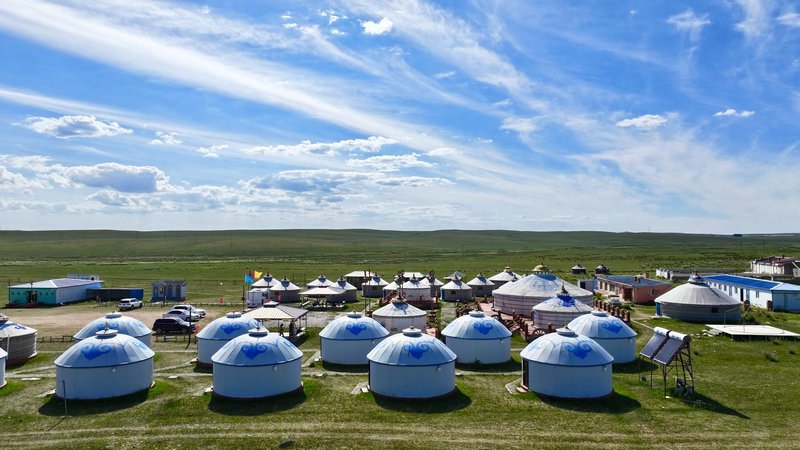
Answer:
367;327;456;399
332;277;358;303
400;276;431;302
0;347;6;389
532;288;594;329
655;274;741;323
196;312;261;366
211;327;303;399
440;277;473;302
382;278;400;297
319;312;389;365
568;311;638;363
488;266;521;289
74;312;152;347
269;277;302;303
467;273;495;297
520;328;614;399
307;274;335;289
441;311;511;364
493;264;593;315
372;299;428;334
55;329;155;400
362;275;389;298
252;273;279;288
0;316;37;365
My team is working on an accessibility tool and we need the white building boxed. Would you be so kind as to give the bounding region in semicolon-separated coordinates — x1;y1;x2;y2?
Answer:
440;277;473;302
55;329;155;400
211;327;303;399
520;328;614;399
568;311;638;363
367;327;457;399
371;299;428;334
441;311;511;364
74;312;152;347
704;274;800;312
196;312;261;366
467;273;495;298
319;312;389;365
0;316;37;365
532;288;594;329
488;266;521;289
656;274;742;322
493;264;593;315
750;256;800;275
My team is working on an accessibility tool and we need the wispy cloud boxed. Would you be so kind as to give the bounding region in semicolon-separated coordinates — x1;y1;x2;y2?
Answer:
667;9;711;41
149;131;182;145
713;108;755;118
197;144;227;158
23;114;132;139
500;117;538;137
245;136;397;157
346;153;434;172
433;70;455;79
616;114;668;129
777;12;800;27
734;0;775;39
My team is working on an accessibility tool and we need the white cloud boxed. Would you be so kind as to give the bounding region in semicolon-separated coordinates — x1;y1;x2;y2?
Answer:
492;99;512;108
23;114;132;139
734;0;775;38
65;163;169;193
667;9;711;41
283;22;298;29
346;153;434;172
199;5;210;15
245;136;397;157
501;117;538;135
615;114;668;129
777;12;800;27
629;10;638;17
280;12;292;20
0;165;48;193
86;190;159;209
330;28;346;36
433;70;456;79
362;17;393;35
197;144;227;158
428;147;460;157
149;131;182;145
713;108;755;118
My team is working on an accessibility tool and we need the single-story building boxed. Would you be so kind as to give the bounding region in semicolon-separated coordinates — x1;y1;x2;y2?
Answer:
595;275;672;304
151;280;187;302
8;278;104;306
750;256;800;276
704;274;800;312
87;288;145;302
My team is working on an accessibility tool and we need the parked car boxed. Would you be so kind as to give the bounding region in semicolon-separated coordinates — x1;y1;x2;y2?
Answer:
163;309;201;322
118;298;143;311
172;304;206;318
152;317;196;334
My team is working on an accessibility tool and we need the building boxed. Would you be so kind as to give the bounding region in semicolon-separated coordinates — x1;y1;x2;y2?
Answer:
492;264;593;315
520;328;614;399
371;299;427;334
595;264;610;275
246;288;270;308
488;266;521;289
703;274;800;312
656;267;737;282
382;278;400;298
750;256;800;275
196;312;261;366
211;327;303;399
251;273;279;289
331;277;358;303
151;280;186;302
571;264;587;275
399;276;432;302
361;275;389;298
595;275;672;304
87;288;145;302
55;329;154;400
307;275;335;289
74;312;152;347
467;273;495;297
319;312;389;365
269;277;302;303
440;277;473;302
367;327;456;399
532;287;594;329
8;277;104;306
656;274;742;322
441;311;511;364
0;316;37;365
568;311;638;363
344;270;376;289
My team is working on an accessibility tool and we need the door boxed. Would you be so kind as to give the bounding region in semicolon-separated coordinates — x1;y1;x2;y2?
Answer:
522;359;530;388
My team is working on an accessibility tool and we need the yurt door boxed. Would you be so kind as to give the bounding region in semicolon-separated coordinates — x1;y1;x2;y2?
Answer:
522;359;530;388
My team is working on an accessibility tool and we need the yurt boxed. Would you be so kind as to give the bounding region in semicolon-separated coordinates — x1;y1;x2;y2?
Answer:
252;273;278;289
307;274;335;289
595;264;610;275
319;312;389;365
0;315;37;365
211;327;303;399
493;264;593;315
74;312;152;347
196;312;261;366
367;327;457;399
382;278;400;298
332;277;358;303
532;287;594;329
655;274;741;323
441;311;511;364
489;266;521;289
400;276;432;302
467;273;495;297
362;275;389;298
568;311;638;363
0;347;7;388
571;264;587;275
424;274;444;298
372;299;428;334
520;328;614;399
55;329;155;400
440;277;473;302
269;277;301;303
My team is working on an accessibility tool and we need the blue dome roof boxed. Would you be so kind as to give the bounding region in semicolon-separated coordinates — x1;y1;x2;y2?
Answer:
197;312;261;340
367;327;456;366
55;330;155;368
211;328;303;366
441;311;511;340
319;312;389;340
567;311;637;339
74;312;151;340
520;328;613;367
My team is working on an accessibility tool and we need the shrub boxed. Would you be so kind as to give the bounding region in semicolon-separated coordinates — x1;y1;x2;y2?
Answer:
764;351;779;363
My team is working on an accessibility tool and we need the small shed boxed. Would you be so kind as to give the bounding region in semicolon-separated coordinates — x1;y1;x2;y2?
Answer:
269;277;301;303
211;327;303;399
367;327;457;399
520;328;614;399
362;275;389;298
532;287;594;329
571;264;587;275
344;270;376;289
55;329;154;400
0;316;37;365
74;312;152;347
196;312;261;366
319;312;389;365
372;299;428;334
441;311;511;364
467;273;495;297
568;311;637;363
655;274;741;323
151;280;187;302
440;277;473;302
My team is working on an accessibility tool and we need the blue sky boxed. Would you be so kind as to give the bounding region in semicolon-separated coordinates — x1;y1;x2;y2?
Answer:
0;0;798;232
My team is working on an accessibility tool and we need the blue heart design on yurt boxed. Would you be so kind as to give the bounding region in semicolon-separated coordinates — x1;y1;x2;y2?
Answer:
81;344;112;360
221;323;242;334
601;320;624;333
240;343;269;359
564;342;593;359
473;320;494;335
402;342;430;359
346;322;367;335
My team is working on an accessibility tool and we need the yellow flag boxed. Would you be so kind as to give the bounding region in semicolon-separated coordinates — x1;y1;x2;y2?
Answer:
254;271;263;280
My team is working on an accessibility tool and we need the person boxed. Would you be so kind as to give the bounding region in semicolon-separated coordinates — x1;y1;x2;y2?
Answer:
289;320;296;336
279;322;285;337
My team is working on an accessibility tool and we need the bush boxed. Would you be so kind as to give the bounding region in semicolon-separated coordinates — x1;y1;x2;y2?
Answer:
789;348;796;355
764;351;779;363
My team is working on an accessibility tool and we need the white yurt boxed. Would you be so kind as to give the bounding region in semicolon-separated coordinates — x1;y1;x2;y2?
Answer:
489;266;521;289
568;311;638;363
367;327;457;399
532;287;594;329
270;277;301;303
467;273;495;297
440;277;473;302
382;278;400;298
655;274;741;323
424;274;445;298
74;312;153;347
372;299;428;334
493;264;593;315
362;275;389;298
400;276;432;302
211;327;303;399
0;347;6;389
55;329;155;400
0;315;37;365
441;311;511;364
252;273;279;288
319;312;389;365
520;328;614;399
332;277;358;303
307;274;335;289
196;312;262;366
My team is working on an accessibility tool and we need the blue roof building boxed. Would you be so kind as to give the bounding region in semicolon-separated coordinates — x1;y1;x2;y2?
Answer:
704;274;800;312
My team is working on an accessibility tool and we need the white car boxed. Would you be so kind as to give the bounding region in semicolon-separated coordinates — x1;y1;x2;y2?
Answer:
118;298;143;311
172;304;206;318
163;309;201;322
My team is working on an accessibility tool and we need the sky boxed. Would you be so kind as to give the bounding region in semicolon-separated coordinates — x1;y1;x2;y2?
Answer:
0;1;798;233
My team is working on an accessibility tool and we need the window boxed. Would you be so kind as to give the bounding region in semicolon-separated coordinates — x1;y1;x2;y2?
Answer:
756;291;760;299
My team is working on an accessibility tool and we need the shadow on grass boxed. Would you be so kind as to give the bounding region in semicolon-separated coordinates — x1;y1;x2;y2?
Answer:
456;358;520;373
614;359;658;374
207;388;306;415
39;389;150;416
321;361;368;373
536;389;641;414
193;364;213;374
372;386;472;413
681;392;750;419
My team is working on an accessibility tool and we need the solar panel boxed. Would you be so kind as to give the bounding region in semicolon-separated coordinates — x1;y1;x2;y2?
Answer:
640;327;670;359
654;332;689;365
